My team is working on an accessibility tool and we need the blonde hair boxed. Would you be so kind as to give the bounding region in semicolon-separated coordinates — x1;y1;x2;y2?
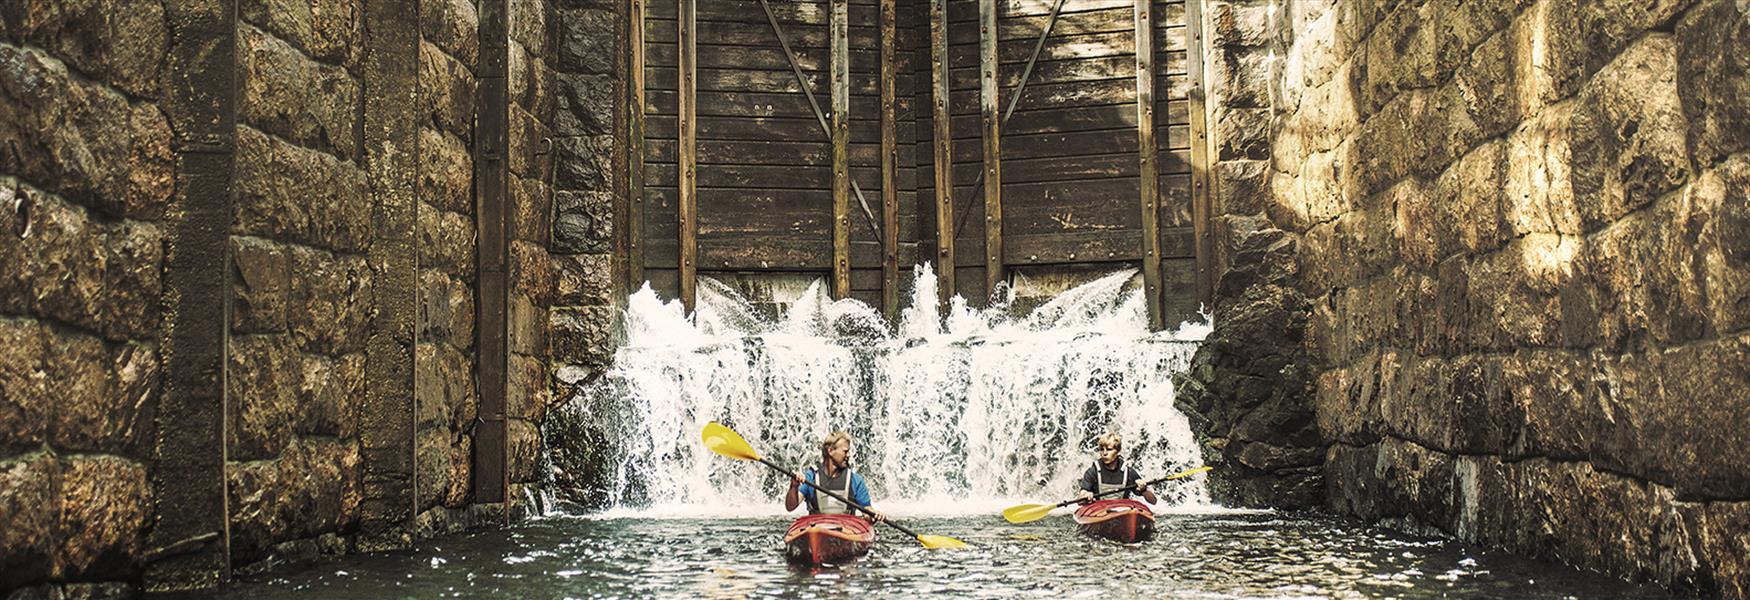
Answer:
1096;432;1122;450
821;431;852;462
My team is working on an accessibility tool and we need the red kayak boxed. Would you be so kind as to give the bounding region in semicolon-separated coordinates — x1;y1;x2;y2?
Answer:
784;514;876;564
1074;498;1155;543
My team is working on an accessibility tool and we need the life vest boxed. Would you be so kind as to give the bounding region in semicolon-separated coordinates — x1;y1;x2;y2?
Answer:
808;465;858;515
1093;461;1130;496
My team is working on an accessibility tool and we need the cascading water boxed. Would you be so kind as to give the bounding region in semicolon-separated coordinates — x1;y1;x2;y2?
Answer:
555;265;1213;515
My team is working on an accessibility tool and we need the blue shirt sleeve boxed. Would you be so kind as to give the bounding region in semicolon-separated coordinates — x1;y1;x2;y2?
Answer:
851;473;873;508
800;468;817;503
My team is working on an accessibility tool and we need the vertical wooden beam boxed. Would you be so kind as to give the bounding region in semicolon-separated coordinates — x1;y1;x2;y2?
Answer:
473;0;510;506
831;0;852;299
359;0;419;551
628;0;647;287
1186;0;1215;307
930;0;954;306
677;0;698;311
146;0;235;589
979;0;1003;300
1135;0;1164;330
880;0;899;320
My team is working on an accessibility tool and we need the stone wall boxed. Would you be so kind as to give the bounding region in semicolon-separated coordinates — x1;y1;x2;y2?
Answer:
227;0;370;567
1232;0;1750;594
0;1;173;593
545;0;622;504
506;0;559;496
0;0;618;594
413;0;484;535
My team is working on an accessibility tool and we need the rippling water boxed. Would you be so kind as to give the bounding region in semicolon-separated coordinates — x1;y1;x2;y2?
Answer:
183;510;1666;599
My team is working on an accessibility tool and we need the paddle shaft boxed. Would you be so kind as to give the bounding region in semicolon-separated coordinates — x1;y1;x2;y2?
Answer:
1056;470;1203;508
757;458;928;541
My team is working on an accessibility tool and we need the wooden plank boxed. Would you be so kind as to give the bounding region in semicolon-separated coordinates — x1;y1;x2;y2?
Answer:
955;227;1196;265
930;0;954;307
647;19;879;48
1135;0;1163;330
646;138;874;166
980;0;1003;297
473;0;509;507
648;1;877;25
880;0;899;319
831;0;851;299
645;236;885;269
645;44;878;71
944;29;1187;67
1185;0;1213;306
646;90;884;118
630;0;647;286
938;150;1190;185
678;0;699;310
643;163;884;189
645;115;884;141
645;66;880;94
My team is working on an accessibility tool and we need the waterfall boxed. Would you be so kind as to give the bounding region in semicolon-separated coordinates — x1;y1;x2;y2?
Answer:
554;265;1212;515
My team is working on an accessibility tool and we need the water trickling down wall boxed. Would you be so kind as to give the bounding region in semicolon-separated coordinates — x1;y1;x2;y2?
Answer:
551;268;1212;512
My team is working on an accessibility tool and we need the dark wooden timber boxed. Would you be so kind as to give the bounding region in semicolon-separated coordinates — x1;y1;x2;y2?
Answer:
360;0;418;550
629;0;648;286
930;0;954;305
879;0;899;319
146;0;235;590
473;0;509;508
979;0;1003;297
831;0;852;298
951;0;1068;240
752;0;884;248
678;0;699;311
1135;0;1163;329
1185;0;1214;307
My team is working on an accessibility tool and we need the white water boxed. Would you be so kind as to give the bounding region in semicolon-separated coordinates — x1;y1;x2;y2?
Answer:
569;265;1214;517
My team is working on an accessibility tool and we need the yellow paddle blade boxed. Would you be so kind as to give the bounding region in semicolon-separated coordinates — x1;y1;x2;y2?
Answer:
1164;465;1213;480
917;534;968;549
1001;503;1058;524
701;422;761;461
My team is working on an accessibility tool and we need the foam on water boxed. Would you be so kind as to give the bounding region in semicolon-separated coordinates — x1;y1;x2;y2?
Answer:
563;264;1216;515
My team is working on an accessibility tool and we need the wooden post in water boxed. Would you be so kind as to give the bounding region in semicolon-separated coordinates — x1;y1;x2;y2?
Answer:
980;0;1004;300
628;0;646;288
677;0;698;311
473;0;510;506
1186;0;1215;308
831;0;852;299
880;0;900;320
930;0;954;307
1135;0;1164;330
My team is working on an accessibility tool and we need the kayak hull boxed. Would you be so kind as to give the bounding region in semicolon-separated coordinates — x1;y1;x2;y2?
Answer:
784;514;876;564
1074;499;1155;543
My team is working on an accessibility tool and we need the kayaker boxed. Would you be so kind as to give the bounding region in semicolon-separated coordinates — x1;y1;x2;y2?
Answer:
785;431;887;522
1075;433;1158;504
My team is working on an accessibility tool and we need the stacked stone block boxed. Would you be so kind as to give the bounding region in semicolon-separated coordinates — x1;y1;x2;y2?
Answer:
1264;0;1750;593
226;1;369;567
545;0;622;504
413;0;484;534
1174;0;1328;509
0;2;172;594
504;0;561;499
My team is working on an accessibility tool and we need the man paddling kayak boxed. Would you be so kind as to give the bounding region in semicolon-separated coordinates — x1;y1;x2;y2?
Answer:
1075;433;1158;505
785;431;887;522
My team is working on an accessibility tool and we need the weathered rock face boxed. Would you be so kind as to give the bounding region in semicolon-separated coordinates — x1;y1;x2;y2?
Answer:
2;4;168;590
4;0;610;592
1259;0;1750;594
545;0;624;510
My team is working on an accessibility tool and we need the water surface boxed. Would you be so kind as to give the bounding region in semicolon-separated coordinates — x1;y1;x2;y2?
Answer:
188;510;1667;599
